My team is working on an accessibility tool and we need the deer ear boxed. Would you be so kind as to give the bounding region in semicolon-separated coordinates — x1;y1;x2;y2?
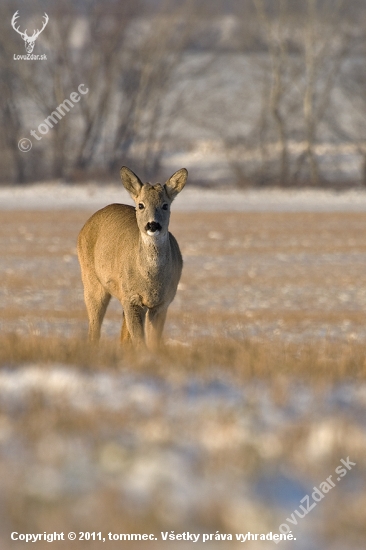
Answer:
165;168;188;200
120;166;143;199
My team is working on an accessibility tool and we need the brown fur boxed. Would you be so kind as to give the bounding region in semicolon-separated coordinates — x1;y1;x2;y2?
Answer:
77;166;188;350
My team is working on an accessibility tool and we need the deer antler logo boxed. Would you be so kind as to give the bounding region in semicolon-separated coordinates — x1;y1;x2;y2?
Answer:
11;10;49;54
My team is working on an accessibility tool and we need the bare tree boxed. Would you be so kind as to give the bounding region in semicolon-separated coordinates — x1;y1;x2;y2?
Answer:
250;0;352;186
253;0;291;185
292;0;351;185
108;1;195;180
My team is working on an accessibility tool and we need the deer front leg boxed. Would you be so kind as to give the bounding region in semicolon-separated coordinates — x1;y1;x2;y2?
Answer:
145;306;168;352
82;277;111;343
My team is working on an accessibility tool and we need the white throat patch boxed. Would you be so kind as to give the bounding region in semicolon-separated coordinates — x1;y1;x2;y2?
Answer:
141;231;167;245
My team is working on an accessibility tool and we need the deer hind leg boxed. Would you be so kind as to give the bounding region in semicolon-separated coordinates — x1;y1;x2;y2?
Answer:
122;302;146;349
82;275;111;342
145;307;168;352
120;312;132;344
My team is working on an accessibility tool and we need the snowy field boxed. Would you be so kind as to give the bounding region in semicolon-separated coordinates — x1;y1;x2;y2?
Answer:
0;184;365;549
2;182;366;211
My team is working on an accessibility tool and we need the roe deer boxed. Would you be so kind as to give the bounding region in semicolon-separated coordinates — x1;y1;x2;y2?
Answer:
77;166;188;350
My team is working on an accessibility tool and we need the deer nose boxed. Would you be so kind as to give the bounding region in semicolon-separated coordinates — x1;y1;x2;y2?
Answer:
145;221;162;233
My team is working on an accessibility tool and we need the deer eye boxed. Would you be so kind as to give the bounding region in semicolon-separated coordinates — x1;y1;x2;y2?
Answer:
162;203;168;210
138;203;145;210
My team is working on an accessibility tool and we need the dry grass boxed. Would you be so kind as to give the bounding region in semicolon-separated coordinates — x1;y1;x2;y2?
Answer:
1;209;366;374
0;333;365;384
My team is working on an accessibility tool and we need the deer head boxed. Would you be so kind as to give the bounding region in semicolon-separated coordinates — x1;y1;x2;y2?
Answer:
11;11;49;54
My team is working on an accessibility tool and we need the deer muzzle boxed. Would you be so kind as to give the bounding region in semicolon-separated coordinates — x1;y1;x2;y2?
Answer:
145;221;162;236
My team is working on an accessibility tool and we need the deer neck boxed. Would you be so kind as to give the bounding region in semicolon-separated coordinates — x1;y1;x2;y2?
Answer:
137;232;171;276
